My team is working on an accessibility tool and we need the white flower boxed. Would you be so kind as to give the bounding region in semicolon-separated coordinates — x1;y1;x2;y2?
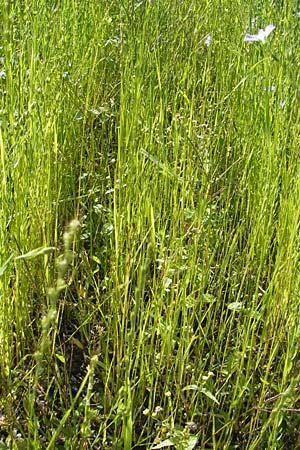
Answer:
205;34;212;46
244;24;275;43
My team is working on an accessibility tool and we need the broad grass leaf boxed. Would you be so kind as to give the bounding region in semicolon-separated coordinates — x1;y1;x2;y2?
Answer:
15;246;56;260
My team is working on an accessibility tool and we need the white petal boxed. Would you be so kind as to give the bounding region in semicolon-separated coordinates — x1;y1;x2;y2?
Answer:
257;29;267;41
244;33;260;42
244;24;275;43
264;24;276;37
205;34;212;46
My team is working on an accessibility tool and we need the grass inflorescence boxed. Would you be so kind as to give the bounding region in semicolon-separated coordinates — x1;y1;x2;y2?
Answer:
1;0;300;448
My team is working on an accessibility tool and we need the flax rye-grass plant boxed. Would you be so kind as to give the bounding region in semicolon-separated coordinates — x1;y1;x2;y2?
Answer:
1;0;300;448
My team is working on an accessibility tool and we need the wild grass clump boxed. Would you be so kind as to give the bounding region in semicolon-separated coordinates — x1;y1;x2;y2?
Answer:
1;0;300;448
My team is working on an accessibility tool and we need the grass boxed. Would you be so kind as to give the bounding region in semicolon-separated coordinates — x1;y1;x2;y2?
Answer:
1;0;300;448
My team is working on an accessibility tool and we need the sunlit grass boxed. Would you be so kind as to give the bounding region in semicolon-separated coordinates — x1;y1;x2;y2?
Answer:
1;0;300;448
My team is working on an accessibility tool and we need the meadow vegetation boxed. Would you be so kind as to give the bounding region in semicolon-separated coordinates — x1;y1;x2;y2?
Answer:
1;0;300;448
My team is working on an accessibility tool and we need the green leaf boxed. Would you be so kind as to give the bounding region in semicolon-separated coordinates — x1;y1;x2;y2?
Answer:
152;439;174;449
182;385;219;405
91;255;101;264
55;353;65;364
15;246;56;260
183;436;198;450
227;302;243;311
200;387;220;405
71;337;84;350
182;384;199;391
0;253;14;276
203;293;216;303
164;277;172;289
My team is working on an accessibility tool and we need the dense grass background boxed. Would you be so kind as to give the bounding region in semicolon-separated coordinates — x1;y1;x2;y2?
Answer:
1;0;300;448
